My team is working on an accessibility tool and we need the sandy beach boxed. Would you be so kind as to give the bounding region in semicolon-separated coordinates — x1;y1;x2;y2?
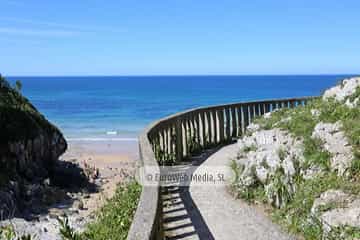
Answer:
62;140;139;178
60;139;139;217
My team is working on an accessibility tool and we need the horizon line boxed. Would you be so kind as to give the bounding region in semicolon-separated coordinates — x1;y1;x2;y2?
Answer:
5;73;358;78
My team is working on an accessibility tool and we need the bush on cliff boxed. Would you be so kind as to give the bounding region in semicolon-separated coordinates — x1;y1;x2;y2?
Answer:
0;74;63;144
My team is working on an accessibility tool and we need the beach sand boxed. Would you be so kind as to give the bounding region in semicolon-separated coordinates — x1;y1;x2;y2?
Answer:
62;140;138;177
61;139;139;214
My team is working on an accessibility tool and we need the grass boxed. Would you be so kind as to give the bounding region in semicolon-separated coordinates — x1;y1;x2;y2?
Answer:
58;181;141;240
0;225;33;240
277;147;287;161
83;181;141;240
302;137;331;171
235;144;258;160
242;144;258;153
58;217;83;240
271;172;360;239
230;160;267;203
230;159;243;183
266;167;294;208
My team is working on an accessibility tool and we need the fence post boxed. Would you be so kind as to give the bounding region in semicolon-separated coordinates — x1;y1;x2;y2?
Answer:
201;111;206;147
175;118;183;162
231;107;237;138
218;108;225;143
206;111;212;145
213;110;218;144
225;108;231;141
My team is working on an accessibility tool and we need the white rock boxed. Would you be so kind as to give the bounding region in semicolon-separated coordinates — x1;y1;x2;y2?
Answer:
311;189;351;215
301;165;322;179
0;209;89;240
345;97;359;108
246;123;260;134
311;189;360;233
282;155;296;177
321;198;360;230
255;166;268;184
323;77;360;102
263;111;273;119
312;122;353;175
310;109;320;117
0;218;61;240
235;128;304;208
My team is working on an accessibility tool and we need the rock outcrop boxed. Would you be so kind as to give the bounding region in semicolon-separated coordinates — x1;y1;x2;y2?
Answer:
312;122;353;176
323;77;360;108
323;77;360;102
0;76;67;218
235;127;304;208
311;189;360;235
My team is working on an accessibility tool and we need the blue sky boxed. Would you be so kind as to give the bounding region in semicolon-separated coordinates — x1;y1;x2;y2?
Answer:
1;0;359;76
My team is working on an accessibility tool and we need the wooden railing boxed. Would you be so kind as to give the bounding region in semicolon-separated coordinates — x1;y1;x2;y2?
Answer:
127;96;316;240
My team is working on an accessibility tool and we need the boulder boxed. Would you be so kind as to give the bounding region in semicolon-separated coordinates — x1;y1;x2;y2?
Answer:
311;189;360;234
312;122;353;175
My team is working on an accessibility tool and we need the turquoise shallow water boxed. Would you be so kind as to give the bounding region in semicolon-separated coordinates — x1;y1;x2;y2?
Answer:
7;75;348;141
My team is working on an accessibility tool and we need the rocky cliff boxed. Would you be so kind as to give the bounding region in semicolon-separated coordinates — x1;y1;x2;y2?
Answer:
0;75;67;218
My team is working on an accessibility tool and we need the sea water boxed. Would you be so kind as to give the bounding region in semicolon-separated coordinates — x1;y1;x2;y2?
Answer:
7;75;348;141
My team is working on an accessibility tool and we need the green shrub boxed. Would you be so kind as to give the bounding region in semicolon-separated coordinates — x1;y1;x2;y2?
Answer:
58;217;83;240
266;167;293;208
14;80;22;92
277;147;287;161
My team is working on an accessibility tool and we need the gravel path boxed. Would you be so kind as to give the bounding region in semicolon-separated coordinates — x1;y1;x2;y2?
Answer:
163;143;296;240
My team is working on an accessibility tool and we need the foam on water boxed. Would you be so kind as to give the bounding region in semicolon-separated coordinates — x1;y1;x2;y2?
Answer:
106;131;118;135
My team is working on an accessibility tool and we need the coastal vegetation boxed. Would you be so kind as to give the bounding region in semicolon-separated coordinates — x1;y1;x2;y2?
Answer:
82;181;141;240
231;77;360;239
57;181;141;240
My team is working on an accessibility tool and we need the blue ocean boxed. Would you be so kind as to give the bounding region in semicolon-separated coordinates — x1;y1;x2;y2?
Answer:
7;75;349;141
